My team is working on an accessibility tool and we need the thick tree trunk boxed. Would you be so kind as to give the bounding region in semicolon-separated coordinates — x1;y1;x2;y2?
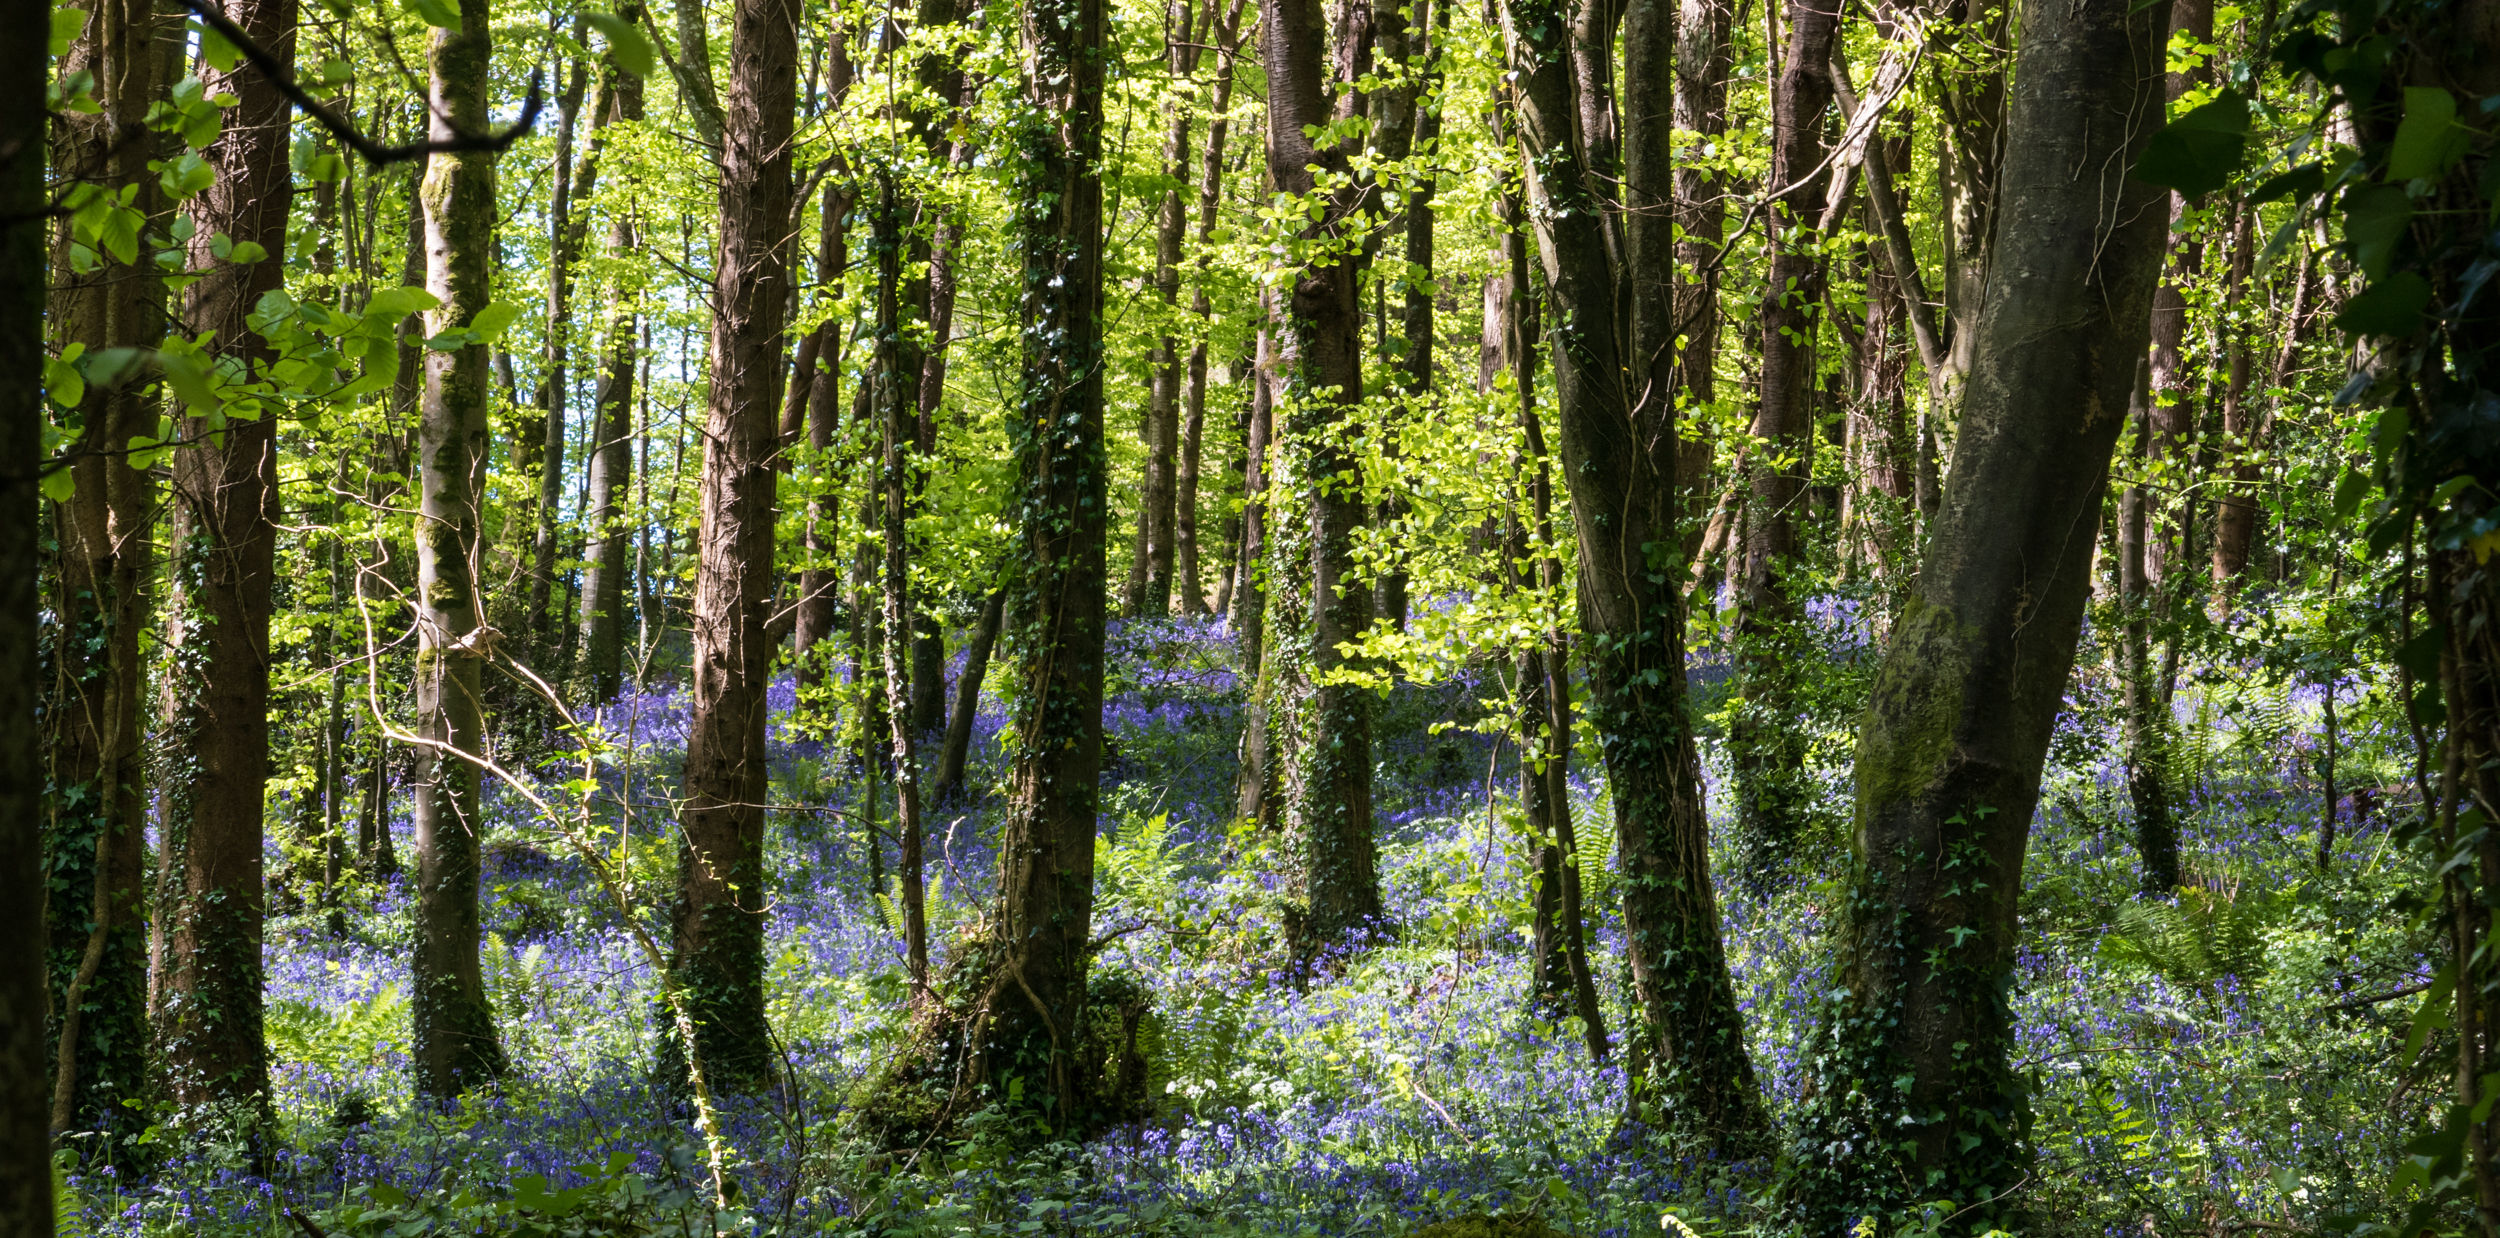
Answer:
1267;0;1383;957
971;0;1106;1122
1500;0;1765;1149
410;0;510;1099
2;0;57;1220
44;0;164;1145
156;0;294;1116
675;0;799;1095
1731;0;1838;889
1785;0;2171;1219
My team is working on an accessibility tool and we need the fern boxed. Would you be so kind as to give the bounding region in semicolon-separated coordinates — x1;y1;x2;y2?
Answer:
2102;884;2274;986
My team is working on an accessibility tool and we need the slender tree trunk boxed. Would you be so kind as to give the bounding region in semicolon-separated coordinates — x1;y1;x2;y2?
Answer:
1176;2;1243;617
44;0;164;1144
2144;0;2210;595
2;0;58;1218
1267;0;1383;958
971;0;1106;1122
795;179;852;692
2120;360;2179;894
157;0;296;1116
523;57;593;665
675;0;798;1095
1135;0;1203;621
410;0;511;1099
935;588;1004;799
1924;0;2010;519
1375;0;1439;632
1231;322;1279;823
575;40;644;705
1786;0;2171;1218
874;180;932;994
1732;0;1838;889
1500;0;1764;1149
906;0;960;738
2209;206;2261;600
1671;0;1734;560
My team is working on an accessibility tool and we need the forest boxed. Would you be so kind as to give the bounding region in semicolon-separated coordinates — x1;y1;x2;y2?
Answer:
2;0;2499;1229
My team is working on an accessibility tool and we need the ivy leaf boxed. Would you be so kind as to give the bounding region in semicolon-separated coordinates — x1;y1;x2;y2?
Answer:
2134;90;2249;199
583;11;655;78
2389;86;2471;181
2334;270;2432;336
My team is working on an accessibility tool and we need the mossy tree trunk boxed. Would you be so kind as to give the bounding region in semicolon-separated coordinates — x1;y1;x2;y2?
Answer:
675;0;799;1096
46;0;167;1148
1784;0;2171;1222
157;0;295;1117
1265;0;1383;959
1499;0;1766;1150
970;0;1107;1122
411;0;510;1100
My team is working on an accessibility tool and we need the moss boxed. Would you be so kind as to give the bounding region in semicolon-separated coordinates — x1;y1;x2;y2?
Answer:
1851;595;1968;827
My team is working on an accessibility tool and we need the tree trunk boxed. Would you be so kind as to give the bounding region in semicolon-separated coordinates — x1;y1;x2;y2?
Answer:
1500;0;1765;1150
1137;0;1203;621
2;0;58;1218
874;179;931;994
907;0;960;738
972;0;1106;1122
1230;322;1280;823
935;587;1005;800
1176;2;1244;617
675;0;799;1096
156;0;294;1116
44;0;165;1144
795;179;851;692
1671;0;1734;560
1731;0;1839;889
2208;206;2260;600
576;27;646;705
1784;0;2171;1219
1925;0;2011;518
2144;0;2210;594
410;0;511;1099
2120;358;2180;895
522;57;593;666
1267;0;1383;958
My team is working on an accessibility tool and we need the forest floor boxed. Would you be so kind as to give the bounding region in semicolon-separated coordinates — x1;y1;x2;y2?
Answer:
67;609;2432;1237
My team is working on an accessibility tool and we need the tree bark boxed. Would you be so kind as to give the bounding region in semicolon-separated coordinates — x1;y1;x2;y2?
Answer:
521;56;592;666
2;0;58;1218
2120;358;2180;895
1670;0;1734;559
2208;206;2260;599
44;0;165;1144
1176;0;1246;618
1785;0;2171;1218
674;0;799;1095
874;179;931;994
1136;0;1204;620
1230;321;1280;824
575;43;646;706
795;178;852;692
157;0;295;1116
1731;0;1839;887
971;0;1106;1122
1500;0;1765;1149
410;0;510;1099
935;587;1004;800
907;0;961;738
1267;0;1383;958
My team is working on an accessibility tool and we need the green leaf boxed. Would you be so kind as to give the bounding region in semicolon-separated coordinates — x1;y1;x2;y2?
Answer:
2332;466;2371;521
2389;86;2471;181
403;0;459;29
45;355;85;410
583;11;655;78
2341;184;2413;280
2248;161;2323;204
226;240;267;265
40;464;74;503
467;300;521;341
2334;270;2432;336
2134;90;2249;198
50;6;86;55
198;21;241;71
363;286;439;321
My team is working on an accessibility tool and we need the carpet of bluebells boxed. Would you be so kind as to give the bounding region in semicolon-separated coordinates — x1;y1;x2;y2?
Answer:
65;603;2436;1237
